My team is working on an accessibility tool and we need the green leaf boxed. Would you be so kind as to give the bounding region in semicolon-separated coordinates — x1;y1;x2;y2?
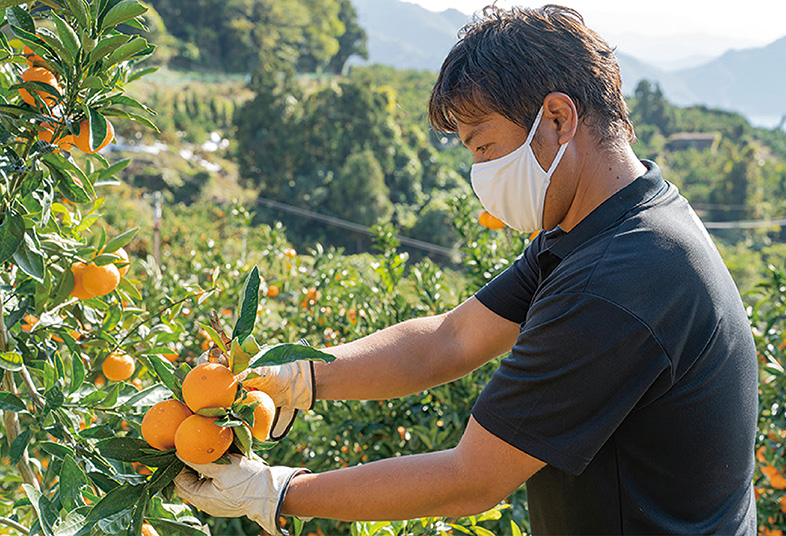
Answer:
233;266;259;345
69;354;85;395
144;518;209;536
96;437;176;466
0;211;25;264
13;232;45;283
196;322;228;354
145;458;184;497
60;455;89;511
45;162;92;204
39;441;75;460
95;158;130;181
100;0;147;32
249;343;335;368
23;483;58;536
233;423;253;457
85;33;130;66
103;227;137;253
52;265;75;308
126;66;158;83
194;406;228;417
146;354;182;400
35;28;71;67
0;352;23;372
83;107;108;152
104;36;148;66
9;429;30;465
6;5;33;33
52;13;80;61
107;95;155;115
63;0;90;30
96;381;120;408
54;508;89;536
0;1;28;10
83;483;146;526
0;391;25;411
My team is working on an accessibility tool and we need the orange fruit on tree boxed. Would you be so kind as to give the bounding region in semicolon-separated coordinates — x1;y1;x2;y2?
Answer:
18;67;60;107
82;262;120;297
181;362;238;413
267;285;280;298
21;313;38;332
478;210;506;230
141;522;160;536
244;390;276;440
162;349;178;363
101;351;135;382
23;45;47;68
142;399;193;451
174;414;233;465
38;122;76;150
74;118;115;154
70;261;97;300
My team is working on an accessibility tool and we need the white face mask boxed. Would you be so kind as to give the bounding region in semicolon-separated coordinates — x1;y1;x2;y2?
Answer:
470;106;569;232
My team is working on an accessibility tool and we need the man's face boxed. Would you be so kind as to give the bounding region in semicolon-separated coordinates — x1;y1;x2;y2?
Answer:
456;112;528;164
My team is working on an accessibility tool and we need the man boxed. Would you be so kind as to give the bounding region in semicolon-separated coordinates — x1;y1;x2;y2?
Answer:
174;5;758;534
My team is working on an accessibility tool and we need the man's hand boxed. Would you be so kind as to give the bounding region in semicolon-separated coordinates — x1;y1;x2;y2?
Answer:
173;453;308;536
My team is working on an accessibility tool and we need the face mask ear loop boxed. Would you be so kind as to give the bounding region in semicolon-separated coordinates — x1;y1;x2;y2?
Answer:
547;141;569;178
525;107;544;146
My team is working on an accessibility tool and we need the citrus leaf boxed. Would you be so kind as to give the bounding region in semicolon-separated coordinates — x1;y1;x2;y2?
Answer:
197;322;228;354
103;227;137;253
52;12;80;60
144;518;209;536
195;406;228;417
145;458;184;497
232;266;259;345
63;0;90;30
83;483;146;526
95;158;130;181
250;343;335;368
83;107;108;152
233;424;253;457
251;437;277;454
9;429;30;465
23;483;58;536
0;391;25;411
105;36;148;66
0;0;28;10
100;0;147;32
60;455;89;511
146;353;182;400
96;437;176;467
0;211;25;264
6;5;33;33
13;232;45;283
69;354;85;395
85;33;130;66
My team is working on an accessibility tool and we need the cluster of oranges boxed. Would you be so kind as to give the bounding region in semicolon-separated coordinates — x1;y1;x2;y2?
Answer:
19;46;114;154
69;247;129;300
141;362;276;465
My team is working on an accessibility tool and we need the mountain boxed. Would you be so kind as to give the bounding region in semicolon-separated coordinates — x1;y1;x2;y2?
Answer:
350;0;470;71
351;0;786;129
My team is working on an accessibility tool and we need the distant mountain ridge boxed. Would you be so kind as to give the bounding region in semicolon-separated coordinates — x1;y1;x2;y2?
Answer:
351;0;786;128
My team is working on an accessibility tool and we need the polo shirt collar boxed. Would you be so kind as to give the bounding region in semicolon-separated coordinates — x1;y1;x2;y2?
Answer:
537;160;666;274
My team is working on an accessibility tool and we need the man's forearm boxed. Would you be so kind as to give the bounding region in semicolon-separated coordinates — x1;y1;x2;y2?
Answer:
281;450;497;522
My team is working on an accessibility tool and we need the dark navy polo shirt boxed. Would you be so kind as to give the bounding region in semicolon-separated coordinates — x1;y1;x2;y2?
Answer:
472;161;758;534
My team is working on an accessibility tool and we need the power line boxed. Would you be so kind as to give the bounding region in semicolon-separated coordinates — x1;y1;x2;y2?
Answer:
254;196;461;258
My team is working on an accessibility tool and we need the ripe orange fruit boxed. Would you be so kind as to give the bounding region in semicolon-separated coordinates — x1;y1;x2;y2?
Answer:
74;118;114;154
478;210;506;230
82;262;120;297
142;399;193;451
162;349;178;363
23;45;47;68
181;363;238;413
18;67;60;107
267;285;280;298
21;313;38;332
114;247;130;277
38;122;76;150
101;351;135;382
70;261;97;300
141;523;160;536
244;390;276;441
174;414;233;464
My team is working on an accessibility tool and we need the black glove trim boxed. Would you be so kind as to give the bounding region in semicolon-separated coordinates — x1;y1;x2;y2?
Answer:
275;468;311;536
269;407;298;441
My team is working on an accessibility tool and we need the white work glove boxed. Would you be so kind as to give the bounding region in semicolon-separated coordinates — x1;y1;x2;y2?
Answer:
173;453;309;536
236;340;315;441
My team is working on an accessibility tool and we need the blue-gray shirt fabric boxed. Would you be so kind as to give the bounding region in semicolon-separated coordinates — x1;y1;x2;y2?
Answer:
472;161;758;534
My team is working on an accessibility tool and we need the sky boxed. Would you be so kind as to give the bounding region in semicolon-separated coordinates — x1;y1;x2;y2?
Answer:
406;1;786;68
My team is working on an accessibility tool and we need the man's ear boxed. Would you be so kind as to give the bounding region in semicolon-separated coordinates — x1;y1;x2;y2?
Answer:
542;92;578;145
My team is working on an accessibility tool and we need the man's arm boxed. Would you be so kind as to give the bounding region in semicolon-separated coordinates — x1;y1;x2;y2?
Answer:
314;296;520;402
281;415;544;521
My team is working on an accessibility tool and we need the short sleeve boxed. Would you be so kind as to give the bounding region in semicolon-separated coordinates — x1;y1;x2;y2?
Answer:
474;240;541;324
471;292;671;475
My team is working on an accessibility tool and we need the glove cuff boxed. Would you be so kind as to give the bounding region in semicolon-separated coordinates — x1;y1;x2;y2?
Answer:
275;468;311;536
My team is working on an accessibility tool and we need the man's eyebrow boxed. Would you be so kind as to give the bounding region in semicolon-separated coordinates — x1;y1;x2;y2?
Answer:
462;123;490;148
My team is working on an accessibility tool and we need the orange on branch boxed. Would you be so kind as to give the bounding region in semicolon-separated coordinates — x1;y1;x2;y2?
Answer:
74;118;115;154
21;313;38;332
70;261;96;300
244;390;276;441
267;285;280;298
18;67;60;107
101;351;135;382
181;362;238;413
23;45;47;68
478;210;506;230
82;262;120;297
174;414;233;465
38;123;76;150
142;399;193;451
